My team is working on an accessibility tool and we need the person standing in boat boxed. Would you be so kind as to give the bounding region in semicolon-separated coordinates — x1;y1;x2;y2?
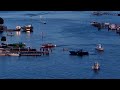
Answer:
95;44;104;51
92;62;100;70
98;44;102;48
94;62;100;67
96;44;102;49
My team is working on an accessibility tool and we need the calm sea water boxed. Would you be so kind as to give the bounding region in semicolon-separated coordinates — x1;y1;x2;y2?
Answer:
0;11;120;79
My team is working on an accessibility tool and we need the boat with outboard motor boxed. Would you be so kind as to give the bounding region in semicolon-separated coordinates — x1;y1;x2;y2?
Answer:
7;53;20;56
92;62;100;70
95;44;104;51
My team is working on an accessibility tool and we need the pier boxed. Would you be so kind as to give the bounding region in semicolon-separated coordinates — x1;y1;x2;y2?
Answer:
0;29;20;32
9;49;50;56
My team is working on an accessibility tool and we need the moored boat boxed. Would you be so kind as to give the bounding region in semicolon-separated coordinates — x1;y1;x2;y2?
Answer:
7;53;20;56
22;24;33;32
41;43;56;48
16;26;21;31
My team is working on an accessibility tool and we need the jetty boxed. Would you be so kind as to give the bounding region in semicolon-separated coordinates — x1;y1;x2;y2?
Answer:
0;41;50;56
0;48;49;56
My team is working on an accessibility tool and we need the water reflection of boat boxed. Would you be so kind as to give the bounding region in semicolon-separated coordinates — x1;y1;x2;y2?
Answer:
7;42;26;48
16;31;21;36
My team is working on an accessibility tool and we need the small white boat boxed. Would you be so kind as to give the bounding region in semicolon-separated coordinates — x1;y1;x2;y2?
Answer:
95;44;104;51
8;53;20;56
16;26;21;31
92;62;100;70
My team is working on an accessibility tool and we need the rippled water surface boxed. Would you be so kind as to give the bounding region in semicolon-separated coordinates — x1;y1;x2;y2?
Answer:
0;11;120;79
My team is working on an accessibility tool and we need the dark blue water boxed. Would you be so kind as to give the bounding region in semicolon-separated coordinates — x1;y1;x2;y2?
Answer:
0;11;120;79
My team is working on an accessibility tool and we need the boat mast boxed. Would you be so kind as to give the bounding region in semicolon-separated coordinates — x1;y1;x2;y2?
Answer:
40;15;45;43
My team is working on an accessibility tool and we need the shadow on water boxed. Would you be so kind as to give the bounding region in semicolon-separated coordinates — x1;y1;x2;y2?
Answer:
89;70;100;79
95;50;104;55
69;54;89;59
93;69;100;74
